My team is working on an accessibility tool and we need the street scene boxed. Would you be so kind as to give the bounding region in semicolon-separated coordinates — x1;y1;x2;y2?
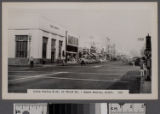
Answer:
9;60;150;93
6;3;154;94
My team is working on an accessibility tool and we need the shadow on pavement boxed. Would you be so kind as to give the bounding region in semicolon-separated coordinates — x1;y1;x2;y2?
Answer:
108;70;141;93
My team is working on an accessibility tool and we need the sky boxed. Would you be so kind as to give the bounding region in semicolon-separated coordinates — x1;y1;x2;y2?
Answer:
7;2;157;57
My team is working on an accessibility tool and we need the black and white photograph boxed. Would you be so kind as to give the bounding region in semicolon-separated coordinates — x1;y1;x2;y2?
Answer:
13;103;146;114
2;2;158;99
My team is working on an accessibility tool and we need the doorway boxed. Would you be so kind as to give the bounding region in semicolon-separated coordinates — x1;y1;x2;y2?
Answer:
51;39;56;63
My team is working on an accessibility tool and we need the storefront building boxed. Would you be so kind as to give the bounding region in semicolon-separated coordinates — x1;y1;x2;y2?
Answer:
65;32;79;63
8;14;65;65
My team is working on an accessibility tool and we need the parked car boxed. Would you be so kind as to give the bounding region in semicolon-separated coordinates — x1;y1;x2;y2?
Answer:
129;57;141;66
99;59;107;63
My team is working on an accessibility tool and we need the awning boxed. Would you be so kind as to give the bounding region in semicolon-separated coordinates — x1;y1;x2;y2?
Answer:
66;51;78;54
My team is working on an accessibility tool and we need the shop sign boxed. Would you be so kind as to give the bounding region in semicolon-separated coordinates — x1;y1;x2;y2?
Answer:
67;35;78;46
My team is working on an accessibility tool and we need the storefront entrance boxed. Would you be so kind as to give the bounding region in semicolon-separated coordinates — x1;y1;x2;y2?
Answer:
51;39;56;63
42;37;48;59
42;37;48;64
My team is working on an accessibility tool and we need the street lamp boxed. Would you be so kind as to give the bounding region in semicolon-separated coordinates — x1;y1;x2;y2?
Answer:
106;37;111;60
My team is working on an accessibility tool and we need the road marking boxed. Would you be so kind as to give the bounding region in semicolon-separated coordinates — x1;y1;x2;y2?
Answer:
9;71;44;73
43;76;128;83
9;72;69;82
76;72;124;76
9;70;127;82
92;65;103;68
9;71;128;83
9;69;131;74
9;71;125;77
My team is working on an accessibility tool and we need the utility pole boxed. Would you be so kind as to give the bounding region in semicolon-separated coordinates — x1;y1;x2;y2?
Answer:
65;31;68;63
106;37;110;60
144;33;151;81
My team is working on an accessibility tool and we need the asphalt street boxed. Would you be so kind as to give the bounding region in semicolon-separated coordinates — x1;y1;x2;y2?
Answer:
8;61;141;93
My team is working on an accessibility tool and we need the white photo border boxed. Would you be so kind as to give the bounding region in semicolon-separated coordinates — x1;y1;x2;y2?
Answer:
2;2;158;100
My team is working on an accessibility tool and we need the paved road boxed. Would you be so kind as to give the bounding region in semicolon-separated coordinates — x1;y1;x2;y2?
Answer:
8;61;141;93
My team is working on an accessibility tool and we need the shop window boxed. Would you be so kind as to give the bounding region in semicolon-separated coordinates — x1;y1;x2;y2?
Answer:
66;45;78;52
15;35;28;58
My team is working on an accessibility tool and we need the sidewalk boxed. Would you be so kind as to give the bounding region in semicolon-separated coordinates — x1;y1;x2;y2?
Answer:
109;69;151;93
140;78;151;93
124;70;151;93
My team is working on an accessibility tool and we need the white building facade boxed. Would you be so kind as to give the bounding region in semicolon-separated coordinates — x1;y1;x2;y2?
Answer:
8;14;66;65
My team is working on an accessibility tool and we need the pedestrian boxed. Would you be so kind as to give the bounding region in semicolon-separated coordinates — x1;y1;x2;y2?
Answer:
81;58;86;66
30;56;34;68
62;56;65;66
67;55;70;62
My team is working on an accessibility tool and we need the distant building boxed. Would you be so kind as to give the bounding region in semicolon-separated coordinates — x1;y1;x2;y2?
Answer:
78;47;91;59
90;46;97;53
106;43;116;60
8;14;66;65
